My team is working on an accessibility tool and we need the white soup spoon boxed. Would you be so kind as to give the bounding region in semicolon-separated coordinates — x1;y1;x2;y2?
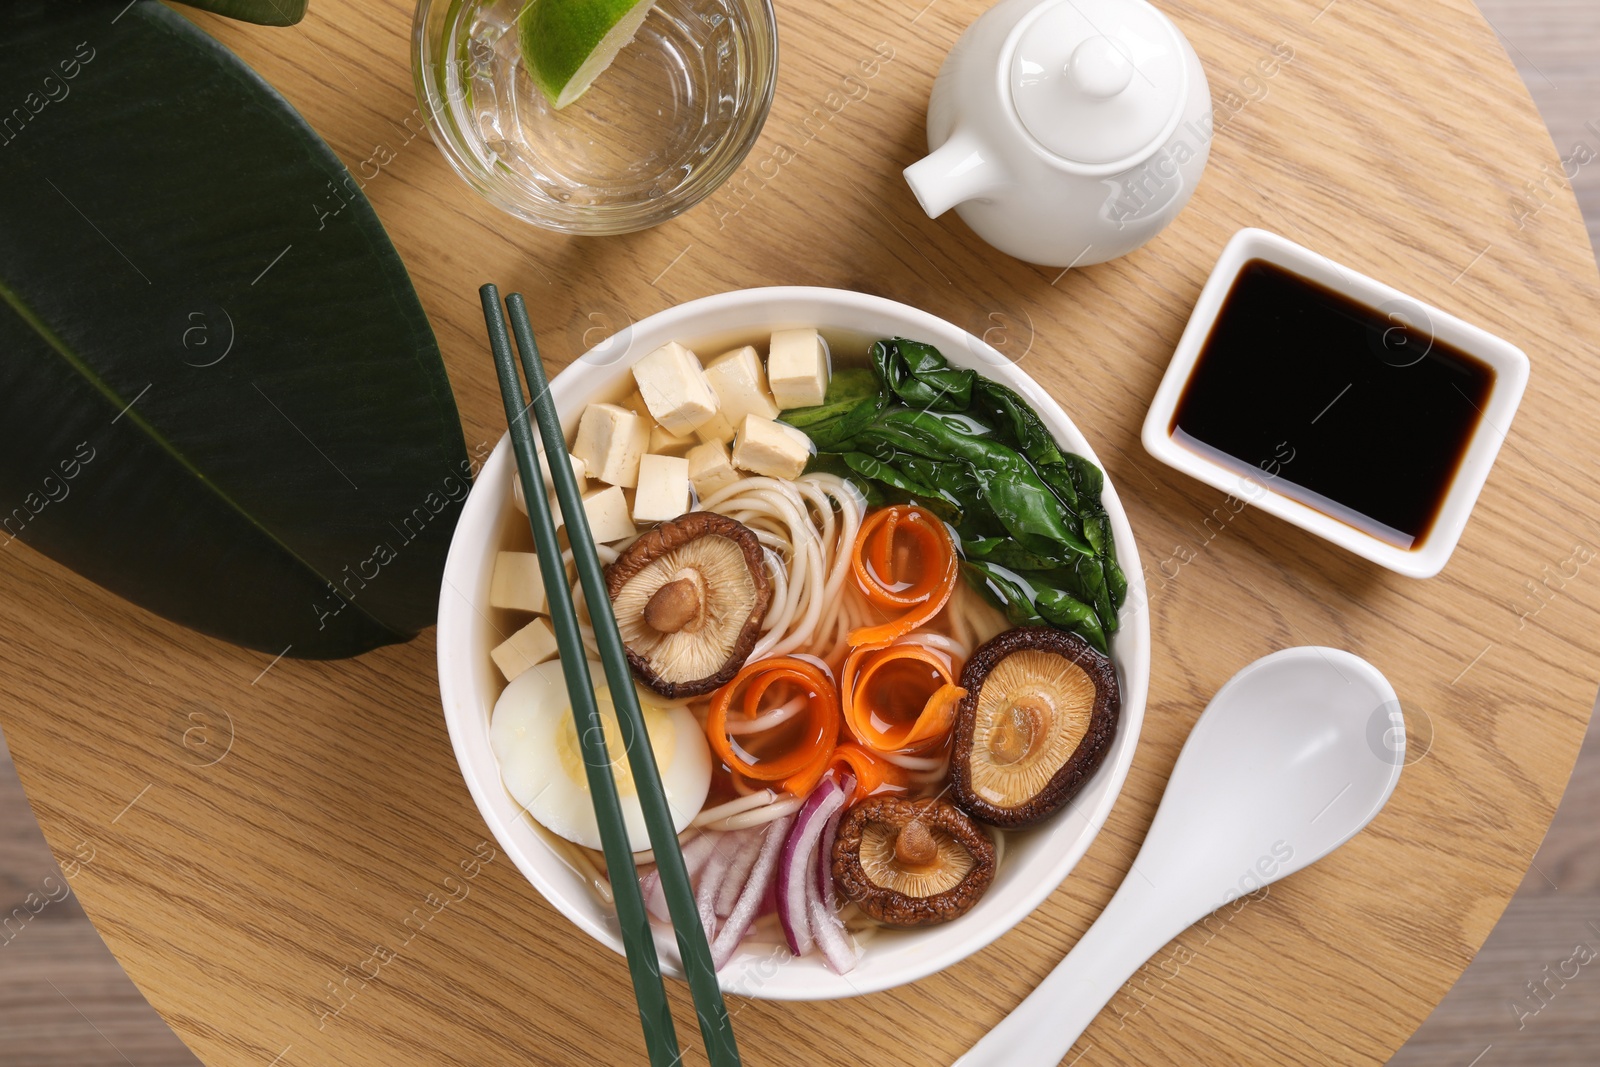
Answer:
956;646;1406;1067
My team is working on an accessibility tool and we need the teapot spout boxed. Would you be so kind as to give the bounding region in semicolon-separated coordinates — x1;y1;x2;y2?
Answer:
904;128;1005;218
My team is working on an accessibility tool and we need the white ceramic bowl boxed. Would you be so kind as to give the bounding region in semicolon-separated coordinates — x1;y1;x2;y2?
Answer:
1141;228;1530;579
437;286;1150;1000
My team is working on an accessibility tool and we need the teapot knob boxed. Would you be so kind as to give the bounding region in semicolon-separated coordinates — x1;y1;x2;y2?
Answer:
1066;36;1133;99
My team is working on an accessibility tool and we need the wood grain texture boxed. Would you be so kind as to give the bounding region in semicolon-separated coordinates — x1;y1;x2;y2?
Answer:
1391;717;1600;1067
0;727;200;1067
1381;8;1600;1063
3;0;1600;1065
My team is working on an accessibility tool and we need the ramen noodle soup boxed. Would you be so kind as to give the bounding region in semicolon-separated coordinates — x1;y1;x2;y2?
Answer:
486;330;1126;972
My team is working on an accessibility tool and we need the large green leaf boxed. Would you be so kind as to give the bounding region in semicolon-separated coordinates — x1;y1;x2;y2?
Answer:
0;1;468;659
174;0;309;27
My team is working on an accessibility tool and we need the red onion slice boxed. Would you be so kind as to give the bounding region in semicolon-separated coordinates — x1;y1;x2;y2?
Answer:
756;873;779;917
776;778;847;958
808;894;859;974
711;814;794;970
640;831;720;922
715;830;766;918
816;774;853;913
695;832;742;939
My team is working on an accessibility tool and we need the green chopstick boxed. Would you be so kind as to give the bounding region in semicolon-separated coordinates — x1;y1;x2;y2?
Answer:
502;291;741;1067
480;286;680;1067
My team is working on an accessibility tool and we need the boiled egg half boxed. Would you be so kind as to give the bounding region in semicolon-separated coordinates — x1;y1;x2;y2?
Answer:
490;659;711;852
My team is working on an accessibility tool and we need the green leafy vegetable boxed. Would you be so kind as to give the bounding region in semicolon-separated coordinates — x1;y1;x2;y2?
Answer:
962;562;1044;629
1064;453;1105;500
793;337;1126;649
779;368;884;450
873;337;976;409
840;452;940;499
1104;554;1129;606
1036;589;1108;654
858;409;1094;558
962;538;1060;573
897;457;992;529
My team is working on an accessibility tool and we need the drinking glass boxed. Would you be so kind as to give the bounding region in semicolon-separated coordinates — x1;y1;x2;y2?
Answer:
413;0;777;235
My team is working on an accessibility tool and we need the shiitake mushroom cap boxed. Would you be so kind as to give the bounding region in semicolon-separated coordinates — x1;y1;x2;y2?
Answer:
831;796;996;927
950;627;1120;829
605;512;771;698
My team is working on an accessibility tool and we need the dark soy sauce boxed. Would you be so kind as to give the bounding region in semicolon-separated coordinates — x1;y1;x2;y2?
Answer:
1169;259;1495;549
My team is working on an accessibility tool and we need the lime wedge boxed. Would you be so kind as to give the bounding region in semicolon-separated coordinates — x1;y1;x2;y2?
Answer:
519;0;656;110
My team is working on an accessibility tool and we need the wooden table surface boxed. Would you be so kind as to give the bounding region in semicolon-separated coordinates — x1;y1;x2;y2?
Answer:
5;0;1600;1064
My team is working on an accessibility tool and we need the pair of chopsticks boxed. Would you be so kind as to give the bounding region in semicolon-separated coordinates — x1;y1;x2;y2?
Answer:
480;285;740;1067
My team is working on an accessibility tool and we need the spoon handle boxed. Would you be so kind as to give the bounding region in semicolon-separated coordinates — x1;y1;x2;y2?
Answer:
955;869;1197;1067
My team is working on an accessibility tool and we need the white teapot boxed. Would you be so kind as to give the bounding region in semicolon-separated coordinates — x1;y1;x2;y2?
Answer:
904;0;1213;267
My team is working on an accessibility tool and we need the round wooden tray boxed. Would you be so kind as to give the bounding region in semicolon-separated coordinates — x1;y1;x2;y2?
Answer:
5;0;1599;1063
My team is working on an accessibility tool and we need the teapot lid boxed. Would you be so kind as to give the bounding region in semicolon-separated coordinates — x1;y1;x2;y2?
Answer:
1008;0;1188;168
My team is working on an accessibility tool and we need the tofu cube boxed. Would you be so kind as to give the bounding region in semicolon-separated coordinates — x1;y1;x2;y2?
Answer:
705;346;781;428
732;415;812;480
766;328;830;409
693;411;737;445
633;455;690;523
687;439;741;499
511;451;587;515
490;616;559;681
571;403;649;488
648;423;696;456
565;484;637;544
489;551;548;615
633;341;720;435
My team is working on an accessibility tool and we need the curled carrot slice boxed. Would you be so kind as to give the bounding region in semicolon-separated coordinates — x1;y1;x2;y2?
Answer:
848;505;959;646
841;642;967;754
827;743;911;804
781;743;836;797
707;657;839;787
